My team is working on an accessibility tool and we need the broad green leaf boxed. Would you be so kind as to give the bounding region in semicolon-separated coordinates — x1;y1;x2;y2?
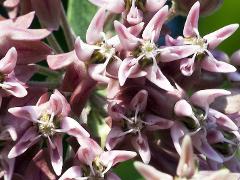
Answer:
67;0;97;40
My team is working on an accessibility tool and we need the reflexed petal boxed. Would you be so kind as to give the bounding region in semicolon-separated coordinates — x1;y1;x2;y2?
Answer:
106;127;125;150
142;5;169;42
88;64;110;83
145;114;174;130
3;81;27;97
134;161;173;180
48;135;63;176
130;90;148;112
8;106;38;122
176;135;195;178
131;134;151;164
201;56;236;73
8;127;40;158
174;100;193;117
180;57;195;76
86;8;106;44
59;166;82;180
114;21;140;51
61;117;90;138
126;5;143;25
183;1;200;37
0;47;17;74
47;51;76;70
204;24;239;49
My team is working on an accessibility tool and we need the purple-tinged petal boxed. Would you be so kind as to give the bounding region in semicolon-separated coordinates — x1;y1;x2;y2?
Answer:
128;22;145;36
106;172;121;180
183;1;200;38
31;0;61;30
106;127;125;150
130;90;148;112
8;127;40;158
114;21;140;51
201;55;236;73
145;0;167;12
180;57;195;76
207;129;225;144
86;8;106;44
145;114;174;130
59;166;82;180
15;64;37;82
204;24;239;49
131;134;151;164
8;106;39;122
190;89;231;111
0;47;17;74
88;0;125;13
134;161;173;180
74;37;95;62
100;150;137;167
208;109;238;131
48;135;63;176
142;5;169;42
176;135;195;178
146;66;175;91
47;51;75;70
61;117;90;138
170;122;188;154
231;49;240;66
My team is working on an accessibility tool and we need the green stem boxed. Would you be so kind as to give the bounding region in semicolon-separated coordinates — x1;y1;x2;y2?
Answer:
46;33;63;53
27;81;59;89
36;65;61;78
60;2;75;50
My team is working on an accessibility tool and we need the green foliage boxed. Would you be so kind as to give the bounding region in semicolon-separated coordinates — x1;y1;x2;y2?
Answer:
67;0;97;41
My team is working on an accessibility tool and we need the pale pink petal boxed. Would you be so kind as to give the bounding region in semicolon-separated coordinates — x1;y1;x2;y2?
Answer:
145;114;174;130
100;150;137;167
130;90;148;112
174;100;193;117
126;5;143;25
204;24;239;49
31;0;61;30
190;89;231;111
74;37;95;62
176;135;195;178
201;55;236;73
86;8;106;44
142;5;169;42
61;117;90;138
183;1;200;38
145;0;167;12
114;21;140;51
0;47;17;74
47;51;76;70
131;134;151;164
59;166;82;180
159;45;199;62
128;22;145;36
118;58;146;86
8;127;40;158
48;135;63;176
89;0;125;13
146;66;175;91
3;81;27;97
134;161;173;180
88;64;110;83
3;0;19;8
8;106;39;122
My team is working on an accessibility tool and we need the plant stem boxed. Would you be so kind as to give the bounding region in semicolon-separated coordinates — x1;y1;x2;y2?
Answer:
36;65;61;78
46;33;63;53
60;2;75;51
28;81;59;89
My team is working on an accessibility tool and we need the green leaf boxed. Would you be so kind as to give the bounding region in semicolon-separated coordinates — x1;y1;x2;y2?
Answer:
67;0;97;40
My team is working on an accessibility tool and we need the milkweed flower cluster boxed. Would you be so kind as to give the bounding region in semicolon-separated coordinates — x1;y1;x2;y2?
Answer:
0;0;239;179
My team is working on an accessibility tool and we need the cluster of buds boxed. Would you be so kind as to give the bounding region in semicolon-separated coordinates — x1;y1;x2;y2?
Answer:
0;0;239;179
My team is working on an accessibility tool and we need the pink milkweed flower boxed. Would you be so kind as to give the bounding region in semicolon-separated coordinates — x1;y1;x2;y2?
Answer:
228;50;240;82
172;89;239;163
115;6;198;91
0;47;27;102
166;1;238;76
89;0;167;25
107;90;173;164
59;137;137;180
7;90;90;176
0;12;52;64
134;135;240;180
